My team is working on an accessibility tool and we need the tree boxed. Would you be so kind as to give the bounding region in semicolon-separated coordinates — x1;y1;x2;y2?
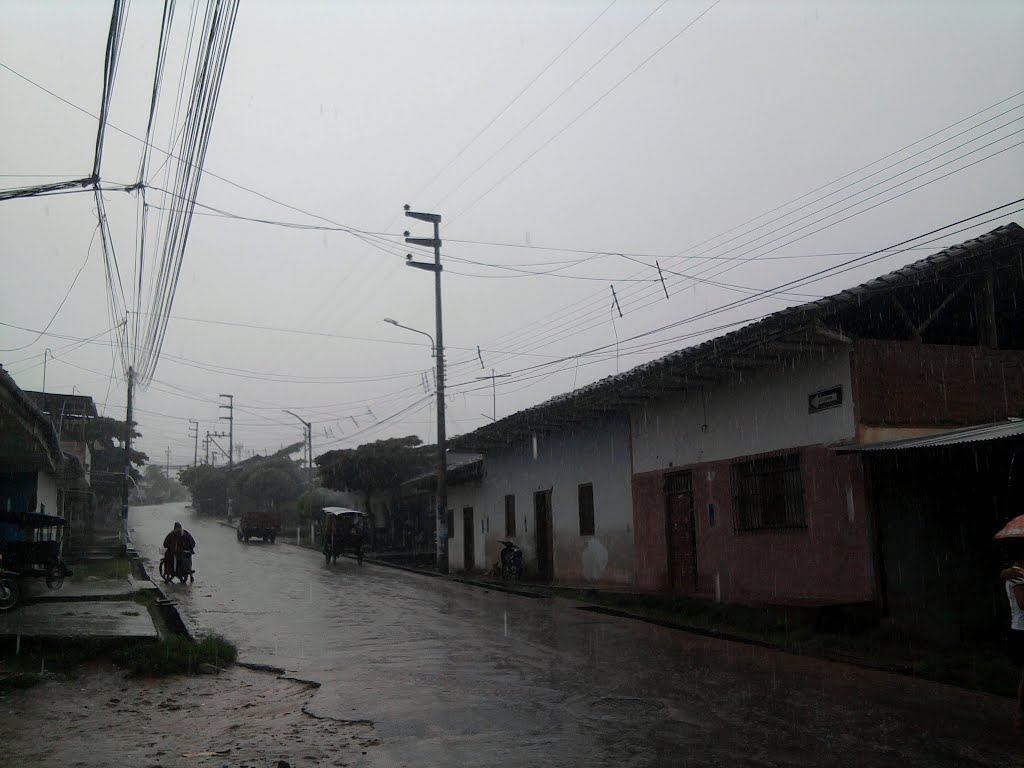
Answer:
316;436;432;511
236;456;302;506
141;465;188;505
86;416;148;510
178;464;229;516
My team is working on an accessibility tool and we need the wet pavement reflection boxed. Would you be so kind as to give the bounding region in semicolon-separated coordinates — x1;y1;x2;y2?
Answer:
131;503;1019;767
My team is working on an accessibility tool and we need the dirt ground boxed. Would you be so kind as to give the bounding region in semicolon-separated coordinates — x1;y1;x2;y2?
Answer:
0;663;379;768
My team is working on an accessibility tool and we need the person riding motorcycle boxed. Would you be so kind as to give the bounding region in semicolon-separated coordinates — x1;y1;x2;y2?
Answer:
162;522;196;581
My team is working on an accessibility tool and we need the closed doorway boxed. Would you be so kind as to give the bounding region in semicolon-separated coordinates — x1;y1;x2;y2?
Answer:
665;471;697;592
462;507;475;571
533;490;554;581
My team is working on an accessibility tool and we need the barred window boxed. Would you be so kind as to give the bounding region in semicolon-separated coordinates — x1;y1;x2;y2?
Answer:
731;454;805;531
578;483;595;536
504;494;516;537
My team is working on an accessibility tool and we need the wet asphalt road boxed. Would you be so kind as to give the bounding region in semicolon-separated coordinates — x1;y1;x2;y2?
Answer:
130;503;1020;767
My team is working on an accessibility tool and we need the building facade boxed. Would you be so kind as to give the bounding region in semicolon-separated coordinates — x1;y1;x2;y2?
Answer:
448;224;1024;628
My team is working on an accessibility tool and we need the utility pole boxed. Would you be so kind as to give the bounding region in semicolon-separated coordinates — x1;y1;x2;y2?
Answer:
204;431;211;464
207;432;228;474
219;394;234;520
41;348;51;394
284;411;313;486
120;366;134;550
188;420;199;467
165;447;171;479
404;205;448;573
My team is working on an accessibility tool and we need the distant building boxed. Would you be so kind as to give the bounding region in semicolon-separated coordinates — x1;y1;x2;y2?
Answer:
0;367;66;543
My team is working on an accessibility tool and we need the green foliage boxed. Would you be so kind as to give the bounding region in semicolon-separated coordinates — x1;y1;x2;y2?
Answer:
298;486;355;520
141;464;189;505
69;554;132;580
86;416;148;505
236;456;302;505
111;634;237;676
178;464;229;516
317;436;432;501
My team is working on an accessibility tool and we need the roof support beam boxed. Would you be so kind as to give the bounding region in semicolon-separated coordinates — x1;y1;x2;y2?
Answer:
917;280;967;335
813;322;853;344
892;296;922;343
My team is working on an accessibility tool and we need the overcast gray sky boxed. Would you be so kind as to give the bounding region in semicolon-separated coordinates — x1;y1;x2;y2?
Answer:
2;0;1022;468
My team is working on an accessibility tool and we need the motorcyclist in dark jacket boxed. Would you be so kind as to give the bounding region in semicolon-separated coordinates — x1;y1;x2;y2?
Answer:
163;522;195;580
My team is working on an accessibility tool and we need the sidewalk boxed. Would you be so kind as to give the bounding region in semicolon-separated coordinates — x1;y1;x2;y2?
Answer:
0;537;182;644
0;576;159;641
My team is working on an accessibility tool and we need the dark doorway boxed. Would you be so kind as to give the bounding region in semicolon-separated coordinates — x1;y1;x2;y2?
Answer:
665;471;697;593
462;507;475;572
533;490;554;581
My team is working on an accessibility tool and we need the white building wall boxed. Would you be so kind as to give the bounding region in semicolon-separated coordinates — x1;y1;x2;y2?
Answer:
447;482;487;571
463;413;634;584
35;470;60;516
631;349;856;472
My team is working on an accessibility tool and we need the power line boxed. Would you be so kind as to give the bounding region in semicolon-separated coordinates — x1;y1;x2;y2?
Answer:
401;0;619;211
0;224;101;352
431;0;672;211
446;0;723;224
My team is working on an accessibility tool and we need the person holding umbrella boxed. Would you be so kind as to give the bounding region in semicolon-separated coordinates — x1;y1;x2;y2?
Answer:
994;515;1024;730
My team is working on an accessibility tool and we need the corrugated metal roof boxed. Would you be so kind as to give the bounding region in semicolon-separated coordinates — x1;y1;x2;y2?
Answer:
836;419;1024;453
451;223;1024;452
0;366;64;471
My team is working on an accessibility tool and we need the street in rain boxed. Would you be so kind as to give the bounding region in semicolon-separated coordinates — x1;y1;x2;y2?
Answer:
2;1;1024;766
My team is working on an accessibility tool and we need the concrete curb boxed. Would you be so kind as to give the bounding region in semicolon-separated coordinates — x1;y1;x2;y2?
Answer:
125;532;193;640
347;555;925;679
348;555;548;599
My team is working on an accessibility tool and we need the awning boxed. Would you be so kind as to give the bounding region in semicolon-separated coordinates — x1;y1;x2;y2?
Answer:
836;419;1024;453
322;507;366;517
0;510;68;528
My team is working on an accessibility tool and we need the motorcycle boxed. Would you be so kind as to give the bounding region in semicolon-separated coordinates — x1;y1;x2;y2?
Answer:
0;553;19;612
159;549;195;584
498;540;523;580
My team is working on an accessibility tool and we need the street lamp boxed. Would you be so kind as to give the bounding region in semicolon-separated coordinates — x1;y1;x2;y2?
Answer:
284;410;313;485
382;318;435;356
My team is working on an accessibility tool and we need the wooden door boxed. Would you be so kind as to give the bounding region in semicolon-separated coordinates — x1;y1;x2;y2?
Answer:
665;472;697;592
462;507;475;572
533;490;554;581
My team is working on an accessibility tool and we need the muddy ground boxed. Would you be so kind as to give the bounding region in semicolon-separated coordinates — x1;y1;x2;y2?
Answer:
0;664;379;768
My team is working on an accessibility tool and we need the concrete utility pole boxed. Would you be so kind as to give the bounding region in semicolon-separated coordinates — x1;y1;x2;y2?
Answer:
219;394;234;519
120;366;134;550
165;447;171;479
207;432;228;476
404;205;448;573
41;348;52;395
284;411;313;486
204;431;211;464
188;420;199;467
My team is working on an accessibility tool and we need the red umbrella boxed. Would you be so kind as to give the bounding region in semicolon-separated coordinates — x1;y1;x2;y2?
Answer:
994;514;1024;540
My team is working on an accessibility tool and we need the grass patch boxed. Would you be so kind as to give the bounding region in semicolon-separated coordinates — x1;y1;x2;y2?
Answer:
0;633;237;685
111;634;237;676
68;554;133;581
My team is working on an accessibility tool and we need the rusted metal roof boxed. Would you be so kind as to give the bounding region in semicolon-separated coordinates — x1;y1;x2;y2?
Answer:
0;366;64;471
835;419;1024;453
451;223;1024;452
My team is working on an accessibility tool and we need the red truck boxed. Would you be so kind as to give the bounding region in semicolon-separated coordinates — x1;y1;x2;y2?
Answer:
235;497;280;543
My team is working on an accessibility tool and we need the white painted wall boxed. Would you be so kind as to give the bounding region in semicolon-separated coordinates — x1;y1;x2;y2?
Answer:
35;470;60;516
457;413;634;584
447;481;487;571
631;350;856;472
